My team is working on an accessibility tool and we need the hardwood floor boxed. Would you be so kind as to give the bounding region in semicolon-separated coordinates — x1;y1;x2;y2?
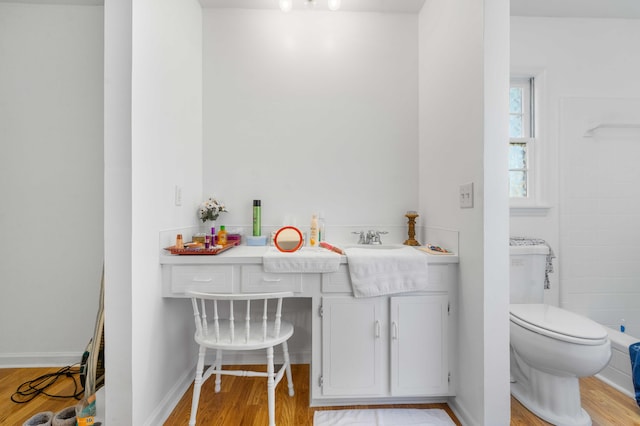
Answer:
163;364;461;425
0;366;85;426
2;364;639;425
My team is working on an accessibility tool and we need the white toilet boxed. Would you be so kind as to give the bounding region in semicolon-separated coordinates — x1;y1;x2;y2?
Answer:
509;245;611;426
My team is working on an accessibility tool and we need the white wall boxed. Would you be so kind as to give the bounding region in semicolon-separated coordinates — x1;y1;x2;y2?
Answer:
131;0;203;424
511;17;640;336
419;0;510;424
0;3;103;366
202;9;419;236
104;0;132;422
104;0;203;423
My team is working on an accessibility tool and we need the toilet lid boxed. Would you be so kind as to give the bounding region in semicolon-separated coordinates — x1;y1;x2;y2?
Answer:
510;304;608;345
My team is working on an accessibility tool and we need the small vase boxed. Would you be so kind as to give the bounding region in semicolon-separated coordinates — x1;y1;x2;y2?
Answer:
204;220;216;234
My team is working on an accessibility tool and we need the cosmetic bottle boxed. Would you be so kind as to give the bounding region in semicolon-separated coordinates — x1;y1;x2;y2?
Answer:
217;226;228;246
253;200;261;237
309;214;319;247
175;234;184;249
318;213;326;242
210;226;216;245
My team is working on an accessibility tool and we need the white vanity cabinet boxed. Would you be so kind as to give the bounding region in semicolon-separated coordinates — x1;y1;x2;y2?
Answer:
160;246;458;406
390;294;449;396
320;296;387;396
320;293;450;398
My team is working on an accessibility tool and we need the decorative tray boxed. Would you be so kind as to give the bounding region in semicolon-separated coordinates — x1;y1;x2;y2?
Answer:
164;241;239;255
417;244;454;255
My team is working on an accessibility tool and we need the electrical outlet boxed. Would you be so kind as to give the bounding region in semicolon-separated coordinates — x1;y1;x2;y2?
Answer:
459;182;474;208
175;185;183;206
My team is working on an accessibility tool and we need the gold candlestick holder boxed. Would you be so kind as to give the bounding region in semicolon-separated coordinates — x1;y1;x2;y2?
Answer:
403;211;420;246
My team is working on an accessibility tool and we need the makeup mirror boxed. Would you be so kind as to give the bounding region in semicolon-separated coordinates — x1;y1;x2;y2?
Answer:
273;226;303;252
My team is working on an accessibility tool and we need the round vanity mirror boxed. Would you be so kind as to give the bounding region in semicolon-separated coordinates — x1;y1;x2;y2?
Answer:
273;226;303;252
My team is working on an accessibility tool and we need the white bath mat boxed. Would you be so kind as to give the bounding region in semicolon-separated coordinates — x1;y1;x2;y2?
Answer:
313;408;456;426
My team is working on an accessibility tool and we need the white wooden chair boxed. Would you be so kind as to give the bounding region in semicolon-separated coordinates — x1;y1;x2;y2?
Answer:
186;291;295;426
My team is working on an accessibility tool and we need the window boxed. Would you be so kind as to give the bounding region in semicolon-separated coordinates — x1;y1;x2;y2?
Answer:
509;78;534;199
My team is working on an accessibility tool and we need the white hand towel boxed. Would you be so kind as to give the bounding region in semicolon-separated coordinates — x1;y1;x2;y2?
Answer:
344;247;429;297
263;247;342;273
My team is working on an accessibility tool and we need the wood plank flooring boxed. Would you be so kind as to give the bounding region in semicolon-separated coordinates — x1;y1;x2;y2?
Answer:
0;366;85;426
2;364;639;425
163;364;461;425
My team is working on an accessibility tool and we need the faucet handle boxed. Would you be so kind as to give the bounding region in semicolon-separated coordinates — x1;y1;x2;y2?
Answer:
371;230;388;245
352;231;366;244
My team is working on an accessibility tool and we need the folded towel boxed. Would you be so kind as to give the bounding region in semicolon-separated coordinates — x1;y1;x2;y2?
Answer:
263;247;341;273
344;247;429;298
630;342;640;407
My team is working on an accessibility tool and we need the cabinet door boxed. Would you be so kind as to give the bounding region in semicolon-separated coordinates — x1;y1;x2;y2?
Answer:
390;294;449;396
321;296;386;396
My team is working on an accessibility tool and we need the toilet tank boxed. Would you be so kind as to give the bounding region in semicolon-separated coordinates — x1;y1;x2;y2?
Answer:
510;245;549;304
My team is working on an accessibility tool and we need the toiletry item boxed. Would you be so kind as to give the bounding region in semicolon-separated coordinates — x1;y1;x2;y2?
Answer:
253;200;261;237
175;234;184;249
217;226;228;246
210;227;216;245
247;235;267;246
205;235;210;249
309;214;319;247
318;213;326;242
319;241;344;255
227;233;241;244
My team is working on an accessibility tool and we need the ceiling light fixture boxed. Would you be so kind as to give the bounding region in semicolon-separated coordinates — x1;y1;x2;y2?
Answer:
279;0;293;13
279;0;341;12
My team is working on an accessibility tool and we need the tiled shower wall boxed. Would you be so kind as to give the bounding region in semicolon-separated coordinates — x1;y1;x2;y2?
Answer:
560;97;640;337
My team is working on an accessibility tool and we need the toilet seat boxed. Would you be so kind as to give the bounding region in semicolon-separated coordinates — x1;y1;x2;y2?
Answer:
510;304;608;346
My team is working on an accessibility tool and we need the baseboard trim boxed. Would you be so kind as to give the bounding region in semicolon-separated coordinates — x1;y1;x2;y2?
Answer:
143;365;195;426
0;352;82;368
449;396;477;426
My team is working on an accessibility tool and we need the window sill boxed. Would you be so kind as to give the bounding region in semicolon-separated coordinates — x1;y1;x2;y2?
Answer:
509;205;551;216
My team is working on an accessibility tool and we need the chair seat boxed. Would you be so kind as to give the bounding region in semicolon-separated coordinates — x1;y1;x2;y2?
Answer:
196;319;295;351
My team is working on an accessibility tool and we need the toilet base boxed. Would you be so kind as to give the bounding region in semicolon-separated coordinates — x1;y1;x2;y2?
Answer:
511;363;592;426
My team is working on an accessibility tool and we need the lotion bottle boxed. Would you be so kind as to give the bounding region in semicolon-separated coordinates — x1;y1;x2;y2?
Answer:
217;226;228;246
309;214;319;247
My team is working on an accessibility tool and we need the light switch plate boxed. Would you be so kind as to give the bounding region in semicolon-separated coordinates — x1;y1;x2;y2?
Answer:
175;185;183;206
460;182;474;208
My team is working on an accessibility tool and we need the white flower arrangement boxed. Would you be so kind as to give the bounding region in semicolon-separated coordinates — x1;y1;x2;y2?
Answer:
198;196;228;223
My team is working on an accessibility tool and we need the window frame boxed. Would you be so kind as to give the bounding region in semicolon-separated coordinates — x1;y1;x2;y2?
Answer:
509;72;550;215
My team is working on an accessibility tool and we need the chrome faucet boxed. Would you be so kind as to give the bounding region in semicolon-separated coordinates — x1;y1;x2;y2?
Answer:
352;230;388;245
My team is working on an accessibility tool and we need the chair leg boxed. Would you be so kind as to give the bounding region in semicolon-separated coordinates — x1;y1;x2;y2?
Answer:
282;341;295;397
214;349;223;393
266;346;276;426
189;346;207;426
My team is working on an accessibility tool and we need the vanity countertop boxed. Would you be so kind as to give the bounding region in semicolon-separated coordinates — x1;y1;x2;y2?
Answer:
159;245;459;265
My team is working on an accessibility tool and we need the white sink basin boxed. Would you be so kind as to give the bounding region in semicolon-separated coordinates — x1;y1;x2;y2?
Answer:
345;244;405;250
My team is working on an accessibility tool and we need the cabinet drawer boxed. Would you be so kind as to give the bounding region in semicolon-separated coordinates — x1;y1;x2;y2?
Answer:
171;265;234;293
241;265;302;293
321;265;352;293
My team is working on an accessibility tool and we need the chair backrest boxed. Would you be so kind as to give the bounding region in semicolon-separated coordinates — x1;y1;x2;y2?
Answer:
186;291;294;344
